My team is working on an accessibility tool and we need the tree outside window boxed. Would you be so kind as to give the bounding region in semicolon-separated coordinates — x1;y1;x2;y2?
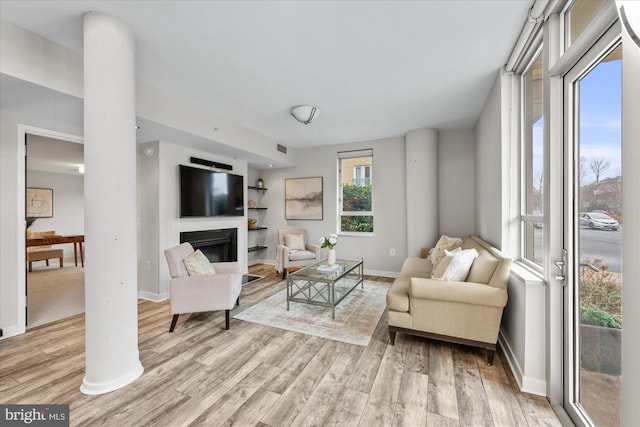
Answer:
339;150;373;233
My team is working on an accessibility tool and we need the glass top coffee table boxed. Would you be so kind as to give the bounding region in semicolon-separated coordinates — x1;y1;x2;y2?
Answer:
287;258;364;318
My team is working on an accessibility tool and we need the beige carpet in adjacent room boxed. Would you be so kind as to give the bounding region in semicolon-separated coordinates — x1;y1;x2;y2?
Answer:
233;280;389;346
27;264;85;328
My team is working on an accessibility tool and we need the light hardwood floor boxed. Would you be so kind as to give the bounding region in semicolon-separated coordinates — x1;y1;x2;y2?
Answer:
0;264;561;426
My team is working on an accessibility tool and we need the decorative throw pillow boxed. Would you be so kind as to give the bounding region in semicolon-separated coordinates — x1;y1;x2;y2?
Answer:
183;250;216;276
431;247;461;279
428;235;463;267
284;234;306;251
440;248;479;282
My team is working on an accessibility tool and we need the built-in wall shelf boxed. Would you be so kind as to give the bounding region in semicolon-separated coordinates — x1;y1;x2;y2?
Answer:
248;184;267;254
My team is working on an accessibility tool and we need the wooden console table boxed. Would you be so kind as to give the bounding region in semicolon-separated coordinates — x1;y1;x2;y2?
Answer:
26;235;84;267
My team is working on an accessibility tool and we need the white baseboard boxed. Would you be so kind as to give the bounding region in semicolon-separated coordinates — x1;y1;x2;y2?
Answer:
498;330;547;396
364;269;397;278
0;324;20;340
138;291;167;302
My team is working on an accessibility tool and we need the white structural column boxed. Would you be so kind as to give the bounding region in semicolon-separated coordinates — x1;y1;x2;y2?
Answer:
81;12;143;395
405;128;438;256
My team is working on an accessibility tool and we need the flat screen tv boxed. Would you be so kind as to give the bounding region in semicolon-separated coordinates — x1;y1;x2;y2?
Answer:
180;165;244;217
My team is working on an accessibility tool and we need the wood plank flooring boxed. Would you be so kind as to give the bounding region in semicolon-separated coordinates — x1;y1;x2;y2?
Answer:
0;264;561;426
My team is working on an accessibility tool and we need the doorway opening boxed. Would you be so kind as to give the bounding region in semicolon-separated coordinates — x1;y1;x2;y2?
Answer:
25;133;85;328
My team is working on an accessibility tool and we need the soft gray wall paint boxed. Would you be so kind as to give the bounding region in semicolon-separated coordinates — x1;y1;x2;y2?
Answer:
438;129;475;237
259;136;407;276
474;73;503;249
137;141;160;299
405;128;438;257
27;170;84;257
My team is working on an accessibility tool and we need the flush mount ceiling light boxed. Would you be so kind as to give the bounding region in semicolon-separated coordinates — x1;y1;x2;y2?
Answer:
290;105;319;125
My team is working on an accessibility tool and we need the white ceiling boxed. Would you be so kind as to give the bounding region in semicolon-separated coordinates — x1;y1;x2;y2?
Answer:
1;0;531;155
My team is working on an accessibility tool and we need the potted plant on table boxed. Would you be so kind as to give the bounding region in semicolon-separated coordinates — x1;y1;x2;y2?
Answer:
319;234;338;265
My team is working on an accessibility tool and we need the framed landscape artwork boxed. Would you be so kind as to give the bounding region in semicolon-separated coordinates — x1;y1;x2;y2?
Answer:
285;177;323;220
26;187;53;218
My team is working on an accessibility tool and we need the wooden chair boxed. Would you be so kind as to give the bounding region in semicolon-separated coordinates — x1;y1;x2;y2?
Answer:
27;230;64;272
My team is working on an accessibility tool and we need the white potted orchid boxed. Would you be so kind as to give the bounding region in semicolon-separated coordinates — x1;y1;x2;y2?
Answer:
319;233;338;265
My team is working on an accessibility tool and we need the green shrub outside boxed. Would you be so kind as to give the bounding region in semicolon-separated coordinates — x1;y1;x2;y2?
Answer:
341;183;373;232
580;304;622;329
579;259;622;329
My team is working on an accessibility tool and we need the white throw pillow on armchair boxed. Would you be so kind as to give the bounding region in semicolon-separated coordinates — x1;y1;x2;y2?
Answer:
183;249;216;276
284;234;306;251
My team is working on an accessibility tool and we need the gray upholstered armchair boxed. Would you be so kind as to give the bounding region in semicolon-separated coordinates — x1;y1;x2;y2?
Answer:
163;242;243;332
275;228;322;278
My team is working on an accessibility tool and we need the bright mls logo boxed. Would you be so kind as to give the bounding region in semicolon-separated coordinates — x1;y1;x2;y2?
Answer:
1;405;69;426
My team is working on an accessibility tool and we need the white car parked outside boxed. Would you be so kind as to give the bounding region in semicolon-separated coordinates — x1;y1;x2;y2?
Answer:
579;212;619;231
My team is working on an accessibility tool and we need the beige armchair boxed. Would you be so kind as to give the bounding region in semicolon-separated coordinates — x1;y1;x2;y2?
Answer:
276;228;322;278
164;242;243;332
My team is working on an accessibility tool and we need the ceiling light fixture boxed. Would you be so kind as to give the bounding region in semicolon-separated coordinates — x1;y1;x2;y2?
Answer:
290;105;318;125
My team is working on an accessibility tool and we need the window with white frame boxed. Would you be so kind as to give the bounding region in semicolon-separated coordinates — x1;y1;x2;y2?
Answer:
338;149;373;233
522;50;544;267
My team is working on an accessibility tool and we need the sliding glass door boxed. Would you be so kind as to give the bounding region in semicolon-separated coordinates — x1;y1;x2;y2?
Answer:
563;33;622;427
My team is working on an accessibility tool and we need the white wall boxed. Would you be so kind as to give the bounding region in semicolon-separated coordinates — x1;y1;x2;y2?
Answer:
475;71;548;396
438;129;476;237
259;136;408;276
27;170;84;257
137;141;160;299
474;73;504;249
500;271;547;396
137;140;249;300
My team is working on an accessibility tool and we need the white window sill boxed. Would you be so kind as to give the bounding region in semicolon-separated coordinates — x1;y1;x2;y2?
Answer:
338;232;374;238
511;262;545;286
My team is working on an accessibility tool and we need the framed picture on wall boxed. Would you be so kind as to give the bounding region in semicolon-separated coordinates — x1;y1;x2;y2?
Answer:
285;177;323;220
26;187;53;218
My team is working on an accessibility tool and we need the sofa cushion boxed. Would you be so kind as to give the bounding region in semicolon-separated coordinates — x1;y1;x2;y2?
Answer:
402;256;433;276
466;251;499;284
429;235;463;267
289;250;316;261
431;247;460;279
440;248;479;281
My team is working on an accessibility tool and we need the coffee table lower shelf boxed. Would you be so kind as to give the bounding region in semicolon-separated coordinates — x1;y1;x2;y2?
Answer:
287;258;364;318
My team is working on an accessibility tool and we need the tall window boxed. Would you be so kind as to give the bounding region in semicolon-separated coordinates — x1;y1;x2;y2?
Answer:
339;149;373;233
522;51;544;267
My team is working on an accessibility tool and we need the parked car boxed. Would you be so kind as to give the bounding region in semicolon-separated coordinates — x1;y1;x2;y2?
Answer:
579;212;619;230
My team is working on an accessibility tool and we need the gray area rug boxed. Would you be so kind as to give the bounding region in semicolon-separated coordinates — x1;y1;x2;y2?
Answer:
234;280;390;346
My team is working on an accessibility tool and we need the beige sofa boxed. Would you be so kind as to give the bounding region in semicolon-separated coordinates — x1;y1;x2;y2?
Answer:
386;234;511;364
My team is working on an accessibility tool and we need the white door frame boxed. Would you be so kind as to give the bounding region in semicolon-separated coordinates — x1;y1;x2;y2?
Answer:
559;24;621;427
17;124;83;334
